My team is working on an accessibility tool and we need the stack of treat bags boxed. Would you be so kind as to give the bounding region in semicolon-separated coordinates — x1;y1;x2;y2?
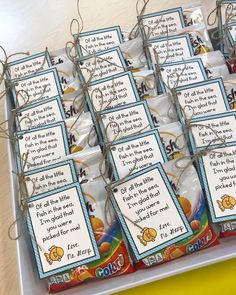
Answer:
4;1;236;293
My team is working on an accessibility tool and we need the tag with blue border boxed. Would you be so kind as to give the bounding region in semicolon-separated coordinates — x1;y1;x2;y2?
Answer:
77;26;123;58
108;163;193;261
146;34;195;69
24;159;78;196
26;182;100;279
78;47;127;84
175;78;231;123
15;121;70;174
99;100;154;142
108;129;168;180
7;51;52;81
13;68;63;107
157;58;208;93
140;7;185;40
15;96;66;131
226;21;236;47
197;142;236;223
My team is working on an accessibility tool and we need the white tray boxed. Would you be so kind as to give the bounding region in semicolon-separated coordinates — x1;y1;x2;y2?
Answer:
6;94;236;295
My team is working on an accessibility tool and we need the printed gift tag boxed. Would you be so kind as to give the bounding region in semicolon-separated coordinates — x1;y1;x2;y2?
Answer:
141;7;185;40
77;26;123;57
99;101;154;142
108;129;168;180
227;21;236;47
158;58;207;93
188;111;236;151
24;160;78;196
86;71;140;114
13;68;63;107
27;183;100;278
16;96;66;131
16;122;70;173
109;164;193;260
147;34;194;66
198;143;236;223
80;47;127;83
175;78;231;120
8;51;52;80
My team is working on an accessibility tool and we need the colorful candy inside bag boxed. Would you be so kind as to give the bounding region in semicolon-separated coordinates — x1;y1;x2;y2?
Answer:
134;159;219;269
48;178;134;293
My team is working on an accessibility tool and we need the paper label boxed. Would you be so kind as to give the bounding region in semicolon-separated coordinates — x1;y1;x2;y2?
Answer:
159;59;207;93
13;68;63;106
227;22;236;46
86;72;140;113
189;111;236;149
8;51;51;80
27;183;100;278
148;34;194;65
16;122;70;173
25;160;77;196
16;97;65;131
110;164;192;260
109;130;168;180
141;8;185;39
78;26;123;57
100;101;154;142
176;78;230;120
199;144;236;223
80;47;126;83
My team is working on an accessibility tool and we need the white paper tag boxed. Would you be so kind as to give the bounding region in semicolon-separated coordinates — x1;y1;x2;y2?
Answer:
220;2;236;24
25;160;77;195
13;68;63;106
16;122;70;173
110;164;192;260
80;47;126;82
141;7;185;39
16;97;65;131
159;58;207;93
27;183;100;278
8;51;51;80
86;72;140;113
189;111;236;149
78;26;123;57
100;101;154;142
199;144;236;223
109;129;168;180
176;78;231;120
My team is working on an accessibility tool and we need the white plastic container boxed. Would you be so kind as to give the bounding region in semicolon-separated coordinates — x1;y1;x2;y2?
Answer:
6;96;236;295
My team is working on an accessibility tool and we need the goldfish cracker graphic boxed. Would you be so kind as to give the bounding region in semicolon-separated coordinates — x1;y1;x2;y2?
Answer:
137;228;157;246
48;179;134;293
134;159;219;270
217;195;236;212
44;246;64;265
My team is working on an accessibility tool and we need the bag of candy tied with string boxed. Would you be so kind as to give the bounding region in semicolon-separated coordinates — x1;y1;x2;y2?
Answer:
65;112;98;153
133;70;157;99
62;90;86;119
48;178;134;293
222;73;236;109
134;158;219;269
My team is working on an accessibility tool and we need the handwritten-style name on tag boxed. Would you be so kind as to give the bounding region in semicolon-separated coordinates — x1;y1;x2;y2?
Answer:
77;26;123;57
147;34;194;66
175;78;231;120
109;129;168;180
158;58;208;93
16;96;65;131
8;51;52;80
80;47;127;83
24;160;77;196
100;101;154;142
86;71;140;114
141;7;185;40
109;164;193;260
27;183;100;278
16;122;70;173
13;68;63;107
198;143;236;223
189;111;236;150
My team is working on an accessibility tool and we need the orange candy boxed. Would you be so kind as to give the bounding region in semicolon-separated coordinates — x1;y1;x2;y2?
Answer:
90;216;105;241
190;220;201;231
178;196;192;218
